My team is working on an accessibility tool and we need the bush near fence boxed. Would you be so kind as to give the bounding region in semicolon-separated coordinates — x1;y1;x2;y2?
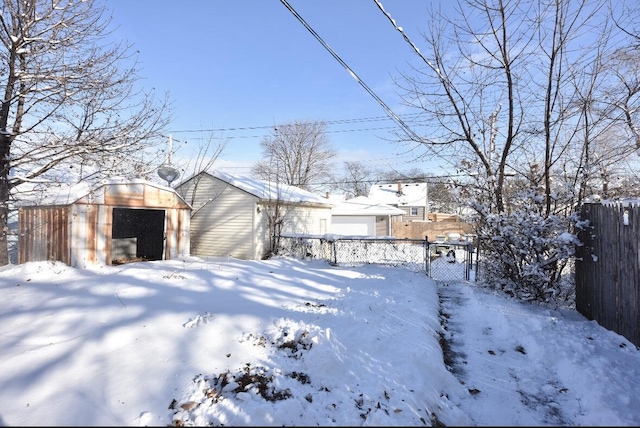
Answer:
576;202;640;348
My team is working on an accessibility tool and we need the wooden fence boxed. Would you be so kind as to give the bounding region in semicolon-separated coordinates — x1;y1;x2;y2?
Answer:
575;202;640;347
392;219;474;241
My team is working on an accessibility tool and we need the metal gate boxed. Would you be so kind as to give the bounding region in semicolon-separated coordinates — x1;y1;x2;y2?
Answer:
426;241;475;281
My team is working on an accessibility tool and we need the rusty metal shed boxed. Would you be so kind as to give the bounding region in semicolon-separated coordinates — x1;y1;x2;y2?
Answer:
18;179;191;268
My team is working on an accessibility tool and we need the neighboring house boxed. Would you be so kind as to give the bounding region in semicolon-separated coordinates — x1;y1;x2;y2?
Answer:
18;178;191;268
330;196;405;237
368;182;429;221
368;182;474;240
175;170;333;260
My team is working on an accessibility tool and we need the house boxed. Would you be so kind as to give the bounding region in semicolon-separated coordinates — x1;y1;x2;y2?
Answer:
330;196;405;237
18;178;191;268
175;170;333;260
368;182;474;240
368;182;429;221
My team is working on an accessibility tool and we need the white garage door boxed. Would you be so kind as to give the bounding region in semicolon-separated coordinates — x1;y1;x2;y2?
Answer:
331;216;375;236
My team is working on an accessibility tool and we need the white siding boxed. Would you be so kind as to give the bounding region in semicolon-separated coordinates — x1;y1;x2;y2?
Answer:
178;174;261;260
177;173;333;260
331;215;375;236
280;205;332;236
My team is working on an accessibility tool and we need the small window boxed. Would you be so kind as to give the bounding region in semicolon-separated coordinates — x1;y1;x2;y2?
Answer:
410;207;419;216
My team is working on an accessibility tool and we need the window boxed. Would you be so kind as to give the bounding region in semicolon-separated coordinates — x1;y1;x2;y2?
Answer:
410;207;419;216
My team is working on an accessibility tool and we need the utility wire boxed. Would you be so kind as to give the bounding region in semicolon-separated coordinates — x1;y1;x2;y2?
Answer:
278;0;424;144
170;113;423;134
372;0;448;88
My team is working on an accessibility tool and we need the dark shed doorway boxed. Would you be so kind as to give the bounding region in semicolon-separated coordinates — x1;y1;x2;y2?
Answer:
112;208;166;262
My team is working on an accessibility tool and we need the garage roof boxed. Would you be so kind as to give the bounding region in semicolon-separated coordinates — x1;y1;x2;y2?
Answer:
331;196;405;216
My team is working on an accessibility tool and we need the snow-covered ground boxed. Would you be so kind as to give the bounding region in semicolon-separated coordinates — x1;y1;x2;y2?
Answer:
0;256;638;426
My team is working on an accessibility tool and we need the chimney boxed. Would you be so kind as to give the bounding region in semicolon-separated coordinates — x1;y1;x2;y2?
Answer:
325;192;330;199
396;182;403;196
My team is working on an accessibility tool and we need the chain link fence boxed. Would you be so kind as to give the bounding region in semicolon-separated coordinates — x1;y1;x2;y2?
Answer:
278;235;476;280
426;241;475;281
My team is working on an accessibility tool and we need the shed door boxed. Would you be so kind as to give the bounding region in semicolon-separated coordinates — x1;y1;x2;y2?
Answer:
112;208;165;262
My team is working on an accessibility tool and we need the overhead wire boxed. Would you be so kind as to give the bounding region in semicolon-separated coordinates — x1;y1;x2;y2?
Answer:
169;113;423;134
277;0;425;144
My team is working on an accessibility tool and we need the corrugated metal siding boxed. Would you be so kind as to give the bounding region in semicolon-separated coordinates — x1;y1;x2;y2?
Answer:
19;206;70;265
164;208;191;259
70;204;99;267
79;182;190;209
182;175;259;260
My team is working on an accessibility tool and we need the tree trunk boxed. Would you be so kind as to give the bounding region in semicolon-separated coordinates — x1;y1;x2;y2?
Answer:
0;131;10;265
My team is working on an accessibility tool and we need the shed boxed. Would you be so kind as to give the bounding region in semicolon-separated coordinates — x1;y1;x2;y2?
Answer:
330;196;405;237
175;170;333;260
18;178;191;268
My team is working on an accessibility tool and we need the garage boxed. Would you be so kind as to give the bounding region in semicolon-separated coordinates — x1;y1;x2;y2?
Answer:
330;196;405;237
331;215;375;236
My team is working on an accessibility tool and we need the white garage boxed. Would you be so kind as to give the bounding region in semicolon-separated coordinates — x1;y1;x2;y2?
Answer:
330;196;405;237
331;215;376;236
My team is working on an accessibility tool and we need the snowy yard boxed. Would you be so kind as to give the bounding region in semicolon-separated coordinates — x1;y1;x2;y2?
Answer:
0;256;638;426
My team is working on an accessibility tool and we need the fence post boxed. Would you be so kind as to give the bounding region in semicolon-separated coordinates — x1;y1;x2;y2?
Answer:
425;237;431;276
332;240;337;265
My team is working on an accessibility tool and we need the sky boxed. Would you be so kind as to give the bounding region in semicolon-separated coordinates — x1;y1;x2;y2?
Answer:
103;0;451;177
1;255;639;426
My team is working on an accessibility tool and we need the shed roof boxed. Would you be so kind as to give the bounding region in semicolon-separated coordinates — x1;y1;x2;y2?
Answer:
18;178;191;209
331;196;406;216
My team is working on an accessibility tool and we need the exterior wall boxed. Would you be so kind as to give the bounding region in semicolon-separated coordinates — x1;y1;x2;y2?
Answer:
179;174;260;260
375;216;389;236
18;206;71;265
331;215;375;236
177;173;333;260
165;208;191;259
400;206;422;221
279;204;332;236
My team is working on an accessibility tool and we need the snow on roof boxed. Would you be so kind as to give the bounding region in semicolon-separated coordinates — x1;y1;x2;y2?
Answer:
206;170;332;205
331;196;406;216
18;177;184;207
368;182;428;206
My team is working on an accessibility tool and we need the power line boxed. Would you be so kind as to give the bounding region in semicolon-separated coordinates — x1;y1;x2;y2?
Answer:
178;126;401;141
169;113;423;135
278;0;424;143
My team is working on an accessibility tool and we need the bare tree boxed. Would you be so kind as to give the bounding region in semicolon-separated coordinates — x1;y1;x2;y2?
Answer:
251;120;337;191
378;0;631;215
375;167;428;183
375;0;640;300
331;161;375;198
0;0;172;264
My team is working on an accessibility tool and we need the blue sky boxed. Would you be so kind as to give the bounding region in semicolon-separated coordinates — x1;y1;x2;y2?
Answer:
104;0;451;176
